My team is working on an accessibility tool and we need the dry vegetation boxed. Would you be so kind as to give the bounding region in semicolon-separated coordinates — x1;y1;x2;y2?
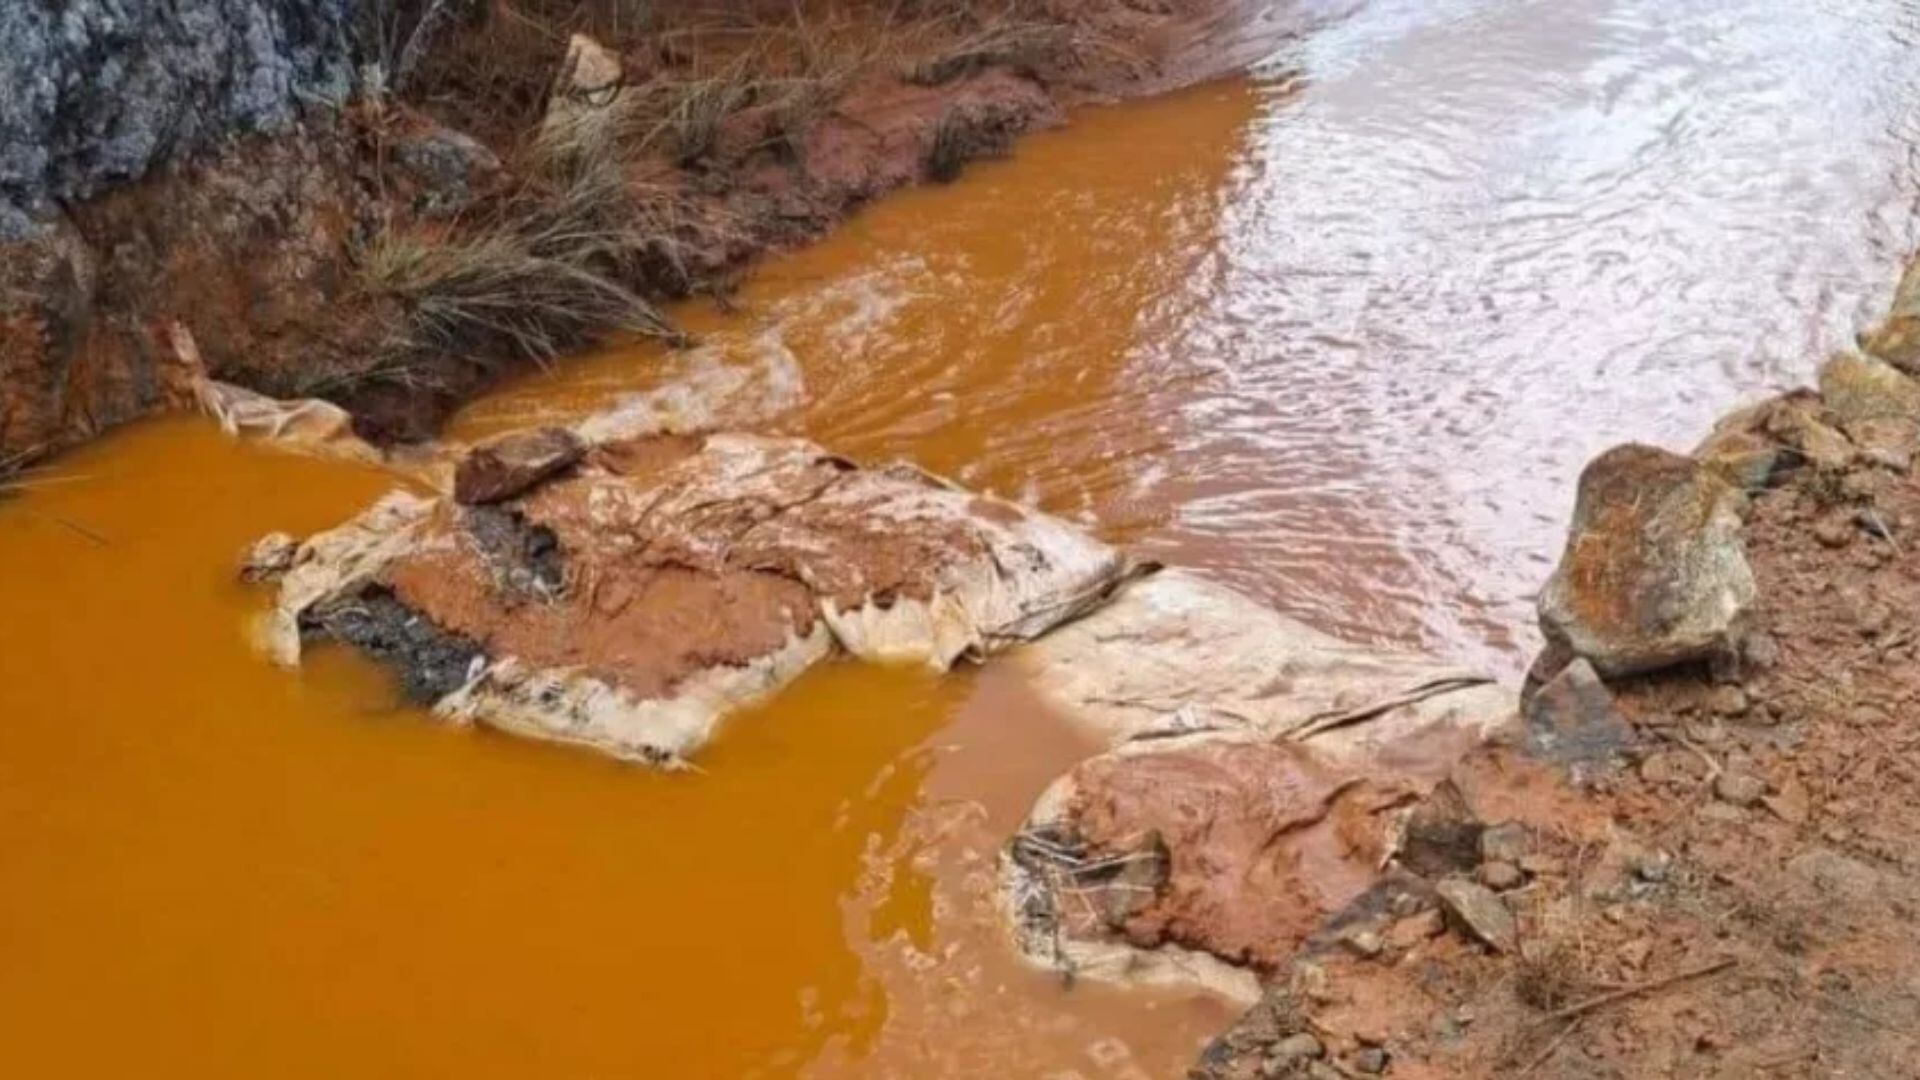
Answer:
317;0;1138;399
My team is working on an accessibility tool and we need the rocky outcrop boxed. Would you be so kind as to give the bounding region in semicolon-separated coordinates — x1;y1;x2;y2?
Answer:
0;0;358;239
1539;444;1755;676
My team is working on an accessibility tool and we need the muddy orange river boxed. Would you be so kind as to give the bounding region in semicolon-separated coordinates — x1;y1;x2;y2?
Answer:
6;1;1920;1075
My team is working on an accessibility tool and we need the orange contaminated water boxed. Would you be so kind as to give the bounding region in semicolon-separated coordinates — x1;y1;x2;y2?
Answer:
0;84;1256;1077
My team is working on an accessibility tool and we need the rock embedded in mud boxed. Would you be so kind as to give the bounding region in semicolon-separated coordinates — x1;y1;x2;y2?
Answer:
1818;352;1920;462
1706;684;1749;718
1434;878;1518;953
1540;444;1756;677
453;427;586;505
1713;772;1767;808
1269;1033;1325;1065
1524;657;1635;766
1861;260;1920;374
1479;822;1529;865
392;126;503;218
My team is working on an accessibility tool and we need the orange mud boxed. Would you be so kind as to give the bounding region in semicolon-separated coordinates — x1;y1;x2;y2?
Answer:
0;77;1256;1078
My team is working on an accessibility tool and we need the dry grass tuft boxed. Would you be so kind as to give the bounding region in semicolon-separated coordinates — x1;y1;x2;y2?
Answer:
331;133;700;395
924;105;1019;182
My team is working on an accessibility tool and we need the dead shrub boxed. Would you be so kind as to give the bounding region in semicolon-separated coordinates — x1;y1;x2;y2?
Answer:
924;106;1019;182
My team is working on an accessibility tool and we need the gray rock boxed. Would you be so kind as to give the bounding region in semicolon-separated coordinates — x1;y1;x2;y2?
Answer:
1479;822;1529;864
1268;1033;1324;1065
1525;657;1635;766
1351;1048;1389;1075
1342;928;1385;958
1540;444;1755;677
1713;772;1766;807
1435;878;1518;953
1707;685;1749;718
394;125;502;217
0;0;357;238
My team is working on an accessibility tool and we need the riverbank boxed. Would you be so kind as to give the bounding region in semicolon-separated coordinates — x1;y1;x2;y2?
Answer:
0;0;1262;469
1187;272;1920;1078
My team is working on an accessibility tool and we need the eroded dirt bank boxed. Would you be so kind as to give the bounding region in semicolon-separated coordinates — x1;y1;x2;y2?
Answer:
0;0;1275;470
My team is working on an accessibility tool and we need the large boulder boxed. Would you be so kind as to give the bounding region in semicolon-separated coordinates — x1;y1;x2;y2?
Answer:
0;0;356;238
1539;444;1754;677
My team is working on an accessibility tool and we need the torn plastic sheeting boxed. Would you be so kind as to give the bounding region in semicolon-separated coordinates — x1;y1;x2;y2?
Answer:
1001;569;1517;991
1011;569;1514;772
258;431;1136;764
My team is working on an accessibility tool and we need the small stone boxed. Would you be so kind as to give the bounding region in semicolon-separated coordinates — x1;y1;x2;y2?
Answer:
1479;822;1529;864
1632;851;1672;883
1480;860;1524;891
1352;1047;1389;1074
1342;929;1385;958
1270;1034;1324;1063
1526;658;1635;766
1714;772;1767;807
1813;513;1855;549
1435;878;1518;953
1294;962;1334;1004
1706;685;1749;717
1741;630;1782;669
1639;750;1683;785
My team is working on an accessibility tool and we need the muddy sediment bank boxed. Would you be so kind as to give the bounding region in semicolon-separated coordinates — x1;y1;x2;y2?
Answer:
0;0;1275;469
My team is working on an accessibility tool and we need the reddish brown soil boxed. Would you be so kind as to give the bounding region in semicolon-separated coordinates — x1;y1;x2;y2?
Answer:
1068;739;1414;971
1195;455;1920;1078
376;431;1047;699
